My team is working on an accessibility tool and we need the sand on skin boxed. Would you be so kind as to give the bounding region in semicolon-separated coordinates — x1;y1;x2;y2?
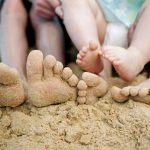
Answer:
0;74;150;150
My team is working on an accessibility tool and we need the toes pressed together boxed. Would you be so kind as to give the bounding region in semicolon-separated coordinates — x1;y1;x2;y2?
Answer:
76;40;103;73
111;85;150;105
1;49;149;108
27;50;79;107
77;72;108;104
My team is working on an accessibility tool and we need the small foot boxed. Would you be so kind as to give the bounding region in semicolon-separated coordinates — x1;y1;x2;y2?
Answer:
0;63;25;107
103;46;144;81
76;41;103;73
27;50;79;107
77;72;108;104
111;81;150;105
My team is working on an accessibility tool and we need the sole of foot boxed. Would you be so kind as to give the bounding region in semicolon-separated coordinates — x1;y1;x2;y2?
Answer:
27;50;79;107
0;63;25;107
77;72;108;104
76;41;103;73
103;46;144;81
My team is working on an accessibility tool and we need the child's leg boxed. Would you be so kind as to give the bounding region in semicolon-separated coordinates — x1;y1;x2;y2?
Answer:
0;0;28;80
62;0;107;73
103;1;150;81
30;10;65;64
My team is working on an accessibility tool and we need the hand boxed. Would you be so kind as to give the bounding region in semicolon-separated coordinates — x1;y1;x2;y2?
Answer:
47;0;63;19
32;0;58;19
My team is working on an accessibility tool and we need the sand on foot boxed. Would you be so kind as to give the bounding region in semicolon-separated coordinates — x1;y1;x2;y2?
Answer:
27;50;79;107
0;63;25;107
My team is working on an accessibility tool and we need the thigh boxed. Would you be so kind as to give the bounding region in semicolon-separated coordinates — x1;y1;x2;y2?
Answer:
88;0;107;44
128;0;150;44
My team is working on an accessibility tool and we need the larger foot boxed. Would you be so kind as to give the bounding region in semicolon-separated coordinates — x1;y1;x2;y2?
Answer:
103;46;145;81
27;50;79;107
0;63;25;107
76;41;103;73
77;72;108;104
111;79;150;105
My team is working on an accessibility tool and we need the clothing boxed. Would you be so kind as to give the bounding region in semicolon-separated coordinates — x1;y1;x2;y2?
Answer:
97;0;145;27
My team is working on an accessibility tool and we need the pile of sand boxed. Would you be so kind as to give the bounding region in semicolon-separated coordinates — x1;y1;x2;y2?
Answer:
0;76;150;150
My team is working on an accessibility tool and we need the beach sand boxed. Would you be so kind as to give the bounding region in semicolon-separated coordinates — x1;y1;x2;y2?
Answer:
0;72;150;150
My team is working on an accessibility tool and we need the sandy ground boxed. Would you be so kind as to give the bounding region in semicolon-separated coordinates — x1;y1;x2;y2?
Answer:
0;72;150;150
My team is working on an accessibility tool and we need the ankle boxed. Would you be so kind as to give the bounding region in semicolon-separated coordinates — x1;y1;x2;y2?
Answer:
129;46;150;65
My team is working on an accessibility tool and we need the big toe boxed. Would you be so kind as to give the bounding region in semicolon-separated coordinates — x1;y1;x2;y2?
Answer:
27;50;43;83
82;72;101;87
111;86;128;103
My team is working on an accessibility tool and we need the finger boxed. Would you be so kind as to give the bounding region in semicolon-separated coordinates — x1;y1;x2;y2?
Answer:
36;0;51;10
48;0;61;8
36;8;55;18
55;6;63;19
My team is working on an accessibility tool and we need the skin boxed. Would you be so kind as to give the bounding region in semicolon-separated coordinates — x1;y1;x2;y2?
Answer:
103;1;150;82
108;1;150;105
61;0;107;74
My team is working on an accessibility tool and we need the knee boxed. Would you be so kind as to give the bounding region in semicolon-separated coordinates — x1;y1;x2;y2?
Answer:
1;0;27;17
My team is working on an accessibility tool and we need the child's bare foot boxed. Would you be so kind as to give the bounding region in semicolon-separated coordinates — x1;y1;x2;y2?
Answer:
111;79;150;105
103;46;145;81
77;72;108;104
27;50;79;107
0;63;25;107
76;41;103;73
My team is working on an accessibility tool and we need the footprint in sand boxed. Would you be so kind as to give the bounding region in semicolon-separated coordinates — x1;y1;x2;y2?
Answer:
111;85;150;105
0;63;25;107
27;50;79;107
77;72;109;104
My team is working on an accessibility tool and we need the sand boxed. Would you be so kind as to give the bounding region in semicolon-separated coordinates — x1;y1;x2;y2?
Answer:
0;74;150;150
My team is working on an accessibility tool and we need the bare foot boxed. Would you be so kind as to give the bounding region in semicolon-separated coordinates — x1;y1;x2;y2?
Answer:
27;50;79;107
111;79;150;105
77;72;108;104
110;86;129;103
103;46;145;81
0;63;25;107
76;41;103;73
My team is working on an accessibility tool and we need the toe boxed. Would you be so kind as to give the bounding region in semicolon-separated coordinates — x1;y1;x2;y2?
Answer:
62;67;73;80
53;61;63;74
111;86;128;102
77;80;87;90
77;54;82;60
82;72;101;87
80;51;86;57
121;86;131;96
77;80;87;104
43;55;57;79
76;59;82;65
138;88;149;97
27;50;43;83
77;97;86;104
0;63;20;85
129;87;139;96
68;74;79;86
